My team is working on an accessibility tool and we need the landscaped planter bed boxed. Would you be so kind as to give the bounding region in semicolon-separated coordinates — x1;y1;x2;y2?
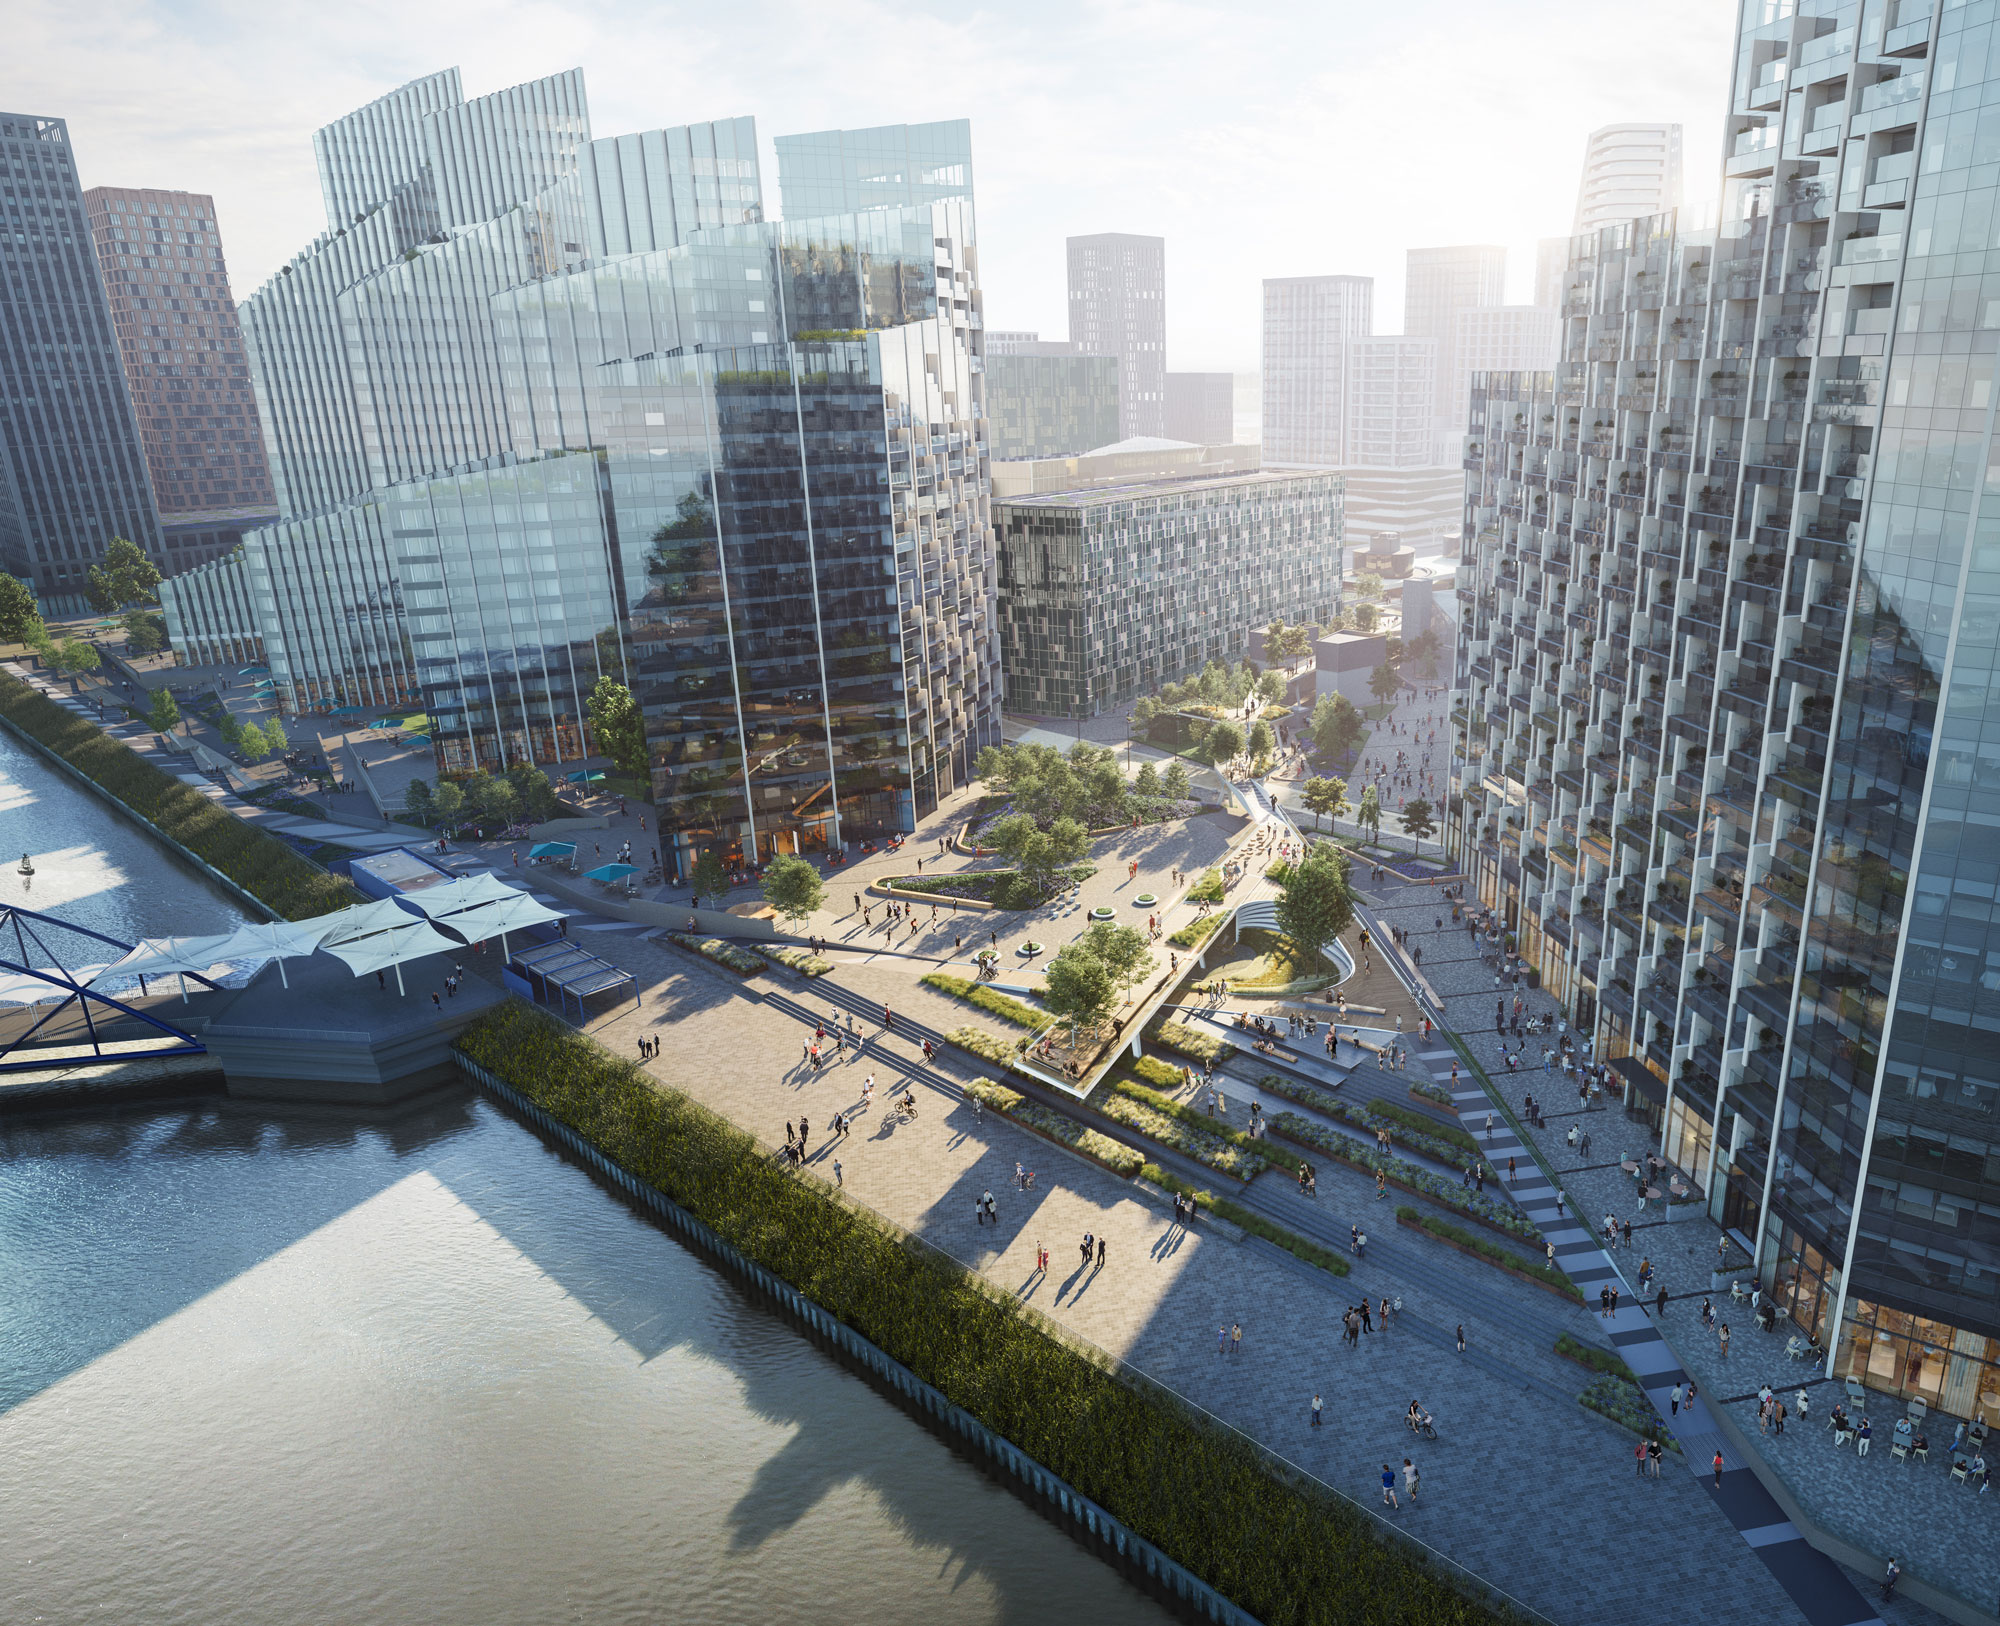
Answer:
1394;1208;1579;1301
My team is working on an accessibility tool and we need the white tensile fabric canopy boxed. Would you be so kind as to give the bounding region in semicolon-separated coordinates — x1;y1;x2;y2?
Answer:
428;892;566;953
397;872;521;923
312;897;425;946
93;932;247;984
315;916;461;993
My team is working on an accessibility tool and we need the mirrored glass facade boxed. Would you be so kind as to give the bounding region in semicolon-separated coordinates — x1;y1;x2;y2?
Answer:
161;74;998;878
1450;0;2000;1423
773;120;973;226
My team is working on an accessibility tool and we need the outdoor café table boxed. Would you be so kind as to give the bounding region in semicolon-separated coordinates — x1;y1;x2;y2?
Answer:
1621;1158;1641;1176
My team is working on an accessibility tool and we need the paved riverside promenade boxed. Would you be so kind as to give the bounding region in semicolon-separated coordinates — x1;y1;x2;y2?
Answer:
1330;687;1981;1626
557;785;1840;1626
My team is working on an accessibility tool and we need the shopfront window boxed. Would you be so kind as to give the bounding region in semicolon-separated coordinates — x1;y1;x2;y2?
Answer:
1838;1296;2000;1422
1666;1095;1714;1186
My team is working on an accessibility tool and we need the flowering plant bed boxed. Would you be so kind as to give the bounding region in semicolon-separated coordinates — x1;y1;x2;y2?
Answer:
1147;1019;1235;1066
1410;1079;1458;1112
921;973;1046;1030
1086;1073;1281;1184
1167;915;1223;950
1578;1372;1679;1448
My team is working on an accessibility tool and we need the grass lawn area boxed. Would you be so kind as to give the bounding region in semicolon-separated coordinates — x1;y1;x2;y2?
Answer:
1198;927;1339;991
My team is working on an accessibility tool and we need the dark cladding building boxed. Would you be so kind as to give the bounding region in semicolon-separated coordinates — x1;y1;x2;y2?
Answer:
995;468;1342;717
83;185;276;573
0;114;162;613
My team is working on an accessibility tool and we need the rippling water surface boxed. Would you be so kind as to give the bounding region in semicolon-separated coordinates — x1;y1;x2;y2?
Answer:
0;1092;1170;1626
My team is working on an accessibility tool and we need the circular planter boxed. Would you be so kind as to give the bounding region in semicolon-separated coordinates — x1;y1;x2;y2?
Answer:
1018;941;1045;957
974;948;998;964
1089;907;1115;921
1133;892;1158;906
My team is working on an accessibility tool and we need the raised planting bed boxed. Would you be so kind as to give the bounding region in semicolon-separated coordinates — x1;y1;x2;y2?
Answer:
1410;1079;1458;1113
1577;1372;1679;1448
963;1077;1145;1177
1394;1207;1580;1301
1147;1018;1235;1067
1257;1074;1493;1183
1364;1097;1480;1155
1089;907;1115;921
751;943;833;977
1264;1102;1542;1246
1140;1162;1349;1279
920;972;1047;1031
1554;1334;1637;1382
1134;892;1158;906
1167;914;1224;950
1186;866;1226;905
667;932;764;976
1018;941;1045;957
946;1024;1029;1076
880;863;1094;910
1085;1072;1285;1184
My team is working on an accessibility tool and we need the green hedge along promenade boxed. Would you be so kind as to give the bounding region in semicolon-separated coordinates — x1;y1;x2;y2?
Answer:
455;1001;1516;1626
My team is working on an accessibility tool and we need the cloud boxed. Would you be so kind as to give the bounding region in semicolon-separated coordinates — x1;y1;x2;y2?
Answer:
16;0;1734;370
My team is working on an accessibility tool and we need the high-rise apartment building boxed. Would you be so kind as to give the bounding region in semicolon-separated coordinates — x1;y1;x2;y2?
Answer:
774;120;972;223
1261;275;1372;467
1343;337;1435;469
1571;122;1682;235
1449;305;1559;438
0;114;161;614
984;352;1118;460
1534;236;1571;313
1067;233;1165;439
1165;372;1234;446
1450;6;2000;1446
995;469;1342;717
83;187;276;573
162;73;999;875
986;330;1049;355
1405;245;1505;432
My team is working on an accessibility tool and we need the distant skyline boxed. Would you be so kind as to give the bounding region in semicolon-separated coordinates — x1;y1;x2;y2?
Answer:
14;0;1733;372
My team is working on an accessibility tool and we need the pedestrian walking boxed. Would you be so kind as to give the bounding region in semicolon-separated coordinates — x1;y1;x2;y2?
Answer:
1402;1458;1419;1502
1455;1324;1465;1354
1311;1393;1323;1428
1712;1449;1725;1488
833;1159;843;1186
1635;1439;1647;1477
1381;1464;1399;1509
1648;1436;1663;1477
1231;1322;1243;1357
1217;1325;1228;1356
1097;1236;1107;1268
1719;1323;1731;1359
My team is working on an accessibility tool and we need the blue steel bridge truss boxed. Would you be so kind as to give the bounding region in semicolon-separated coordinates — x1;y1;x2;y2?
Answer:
0;905;211;1072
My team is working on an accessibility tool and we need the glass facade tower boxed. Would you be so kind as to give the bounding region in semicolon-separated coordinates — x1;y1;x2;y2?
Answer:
160;74;997;876
0;113;162;614
1451;0;2000;1425
773;120;973;224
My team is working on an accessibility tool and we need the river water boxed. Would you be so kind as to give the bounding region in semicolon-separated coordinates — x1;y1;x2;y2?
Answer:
0;1091;1172;1626
0;727;248;945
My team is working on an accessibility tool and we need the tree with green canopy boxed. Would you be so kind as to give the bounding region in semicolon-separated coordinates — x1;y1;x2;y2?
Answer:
83;537;162;612
1248;719;1276;761
403;779;435;826
762;853;826;927
984;811;1088;897
505;763;562;823
470;773;518;825
1274;845;1354;967
1255;669;1285;705
586;675;648;781
49;638;100;678
1074;919;1155;995
1205;719;1245;767
1368;662;1401;706
262;717;289;756
1310;693;1364;760
430;780;466;827
1132;760;1161;797
1162;760;1191;800
145;687;181;736
1301;775;1348;833
691;850;730;905
0;575;42;645
1400;797;1437;851
1357;784;1382;842
121;609;168;655
236;720;270;760
1042;943;1117;1037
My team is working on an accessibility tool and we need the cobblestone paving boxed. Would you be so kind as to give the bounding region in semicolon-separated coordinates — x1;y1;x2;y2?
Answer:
558;787;1821;1626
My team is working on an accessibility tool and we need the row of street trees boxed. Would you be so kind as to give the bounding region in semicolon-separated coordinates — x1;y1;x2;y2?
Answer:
404;764;563;831
1297;774;1436;852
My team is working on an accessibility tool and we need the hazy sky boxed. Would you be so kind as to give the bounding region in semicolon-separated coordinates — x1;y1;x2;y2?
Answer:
16;0;1736;371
